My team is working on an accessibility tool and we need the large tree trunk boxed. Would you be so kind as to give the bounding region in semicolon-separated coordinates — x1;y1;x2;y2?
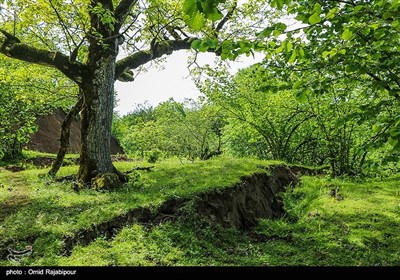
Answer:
78;56;116;183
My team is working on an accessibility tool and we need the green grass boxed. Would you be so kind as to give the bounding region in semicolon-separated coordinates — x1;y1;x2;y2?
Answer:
32;173;400;266
254;175;400;265
0;150;79;169
0;156;278;265
1;156;399;266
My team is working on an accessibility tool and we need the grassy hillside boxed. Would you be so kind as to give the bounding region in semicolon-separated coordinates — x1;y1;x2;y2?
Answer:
45;174;400;266
0;156;279;265
0;155;399;266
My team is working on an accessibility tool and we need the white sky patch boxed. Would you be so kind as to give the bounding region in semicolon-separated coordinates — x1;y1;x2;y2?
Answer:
114;50;264;116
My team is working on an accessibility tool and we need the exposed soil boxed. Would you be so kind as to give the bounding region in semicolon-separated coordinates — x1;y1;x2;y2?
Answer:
61;165;305;256
193;165;298;229
27;108;124;155
0;164;312;259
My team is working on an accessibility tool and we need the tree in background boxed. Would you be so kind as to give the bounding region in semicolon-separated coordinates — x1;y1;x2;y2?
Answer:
114;98;225;162
257;0;400;154
0;57;76;161
203;64;316;164
202;62;399;176
155;98;225;160
0;0;270;183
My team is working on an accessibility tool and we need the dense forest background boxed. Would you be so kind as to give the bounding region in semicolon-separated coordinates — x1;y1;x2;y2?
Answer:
112;60;400;177
1;0;399;179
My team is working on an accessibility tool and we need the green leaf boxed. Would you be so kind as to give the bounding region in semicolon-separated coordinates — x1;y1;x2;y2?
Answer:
309;13;321;25
258;23;286;38
273;29;282;37
341;29;353;40
183;0;197;16
199;41;210;52
275;46;284;54
295;90;308;103
286;41;293;52
354;5;363;12
388;137;399;147
183;0;205;30
296;13;307;23
272;0;285;10
372;124;380;132
326;7;338;19
298;48;305;57
292;80;303;89
189;12;206;30
373;29;386;40
275;22;287;32
391;0;400;9
191;39;202;50
322;51;331;58
313;3;322;13
383;11;393;20
390;123;400;137
288;50;297;63
345;63;358;73
268;41;276;48
206;38;218;49
203;1;223;21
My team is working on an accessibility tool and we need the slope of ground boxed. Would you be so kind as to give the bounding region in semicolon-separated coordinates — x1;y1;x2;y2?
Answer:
0;157;286;265
27;108;123;155
54;174;400;266
0;157;398;266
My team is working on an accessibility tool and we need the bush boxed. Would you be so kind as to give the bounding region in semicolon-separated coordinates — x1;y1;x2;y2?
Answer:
145;149;161;163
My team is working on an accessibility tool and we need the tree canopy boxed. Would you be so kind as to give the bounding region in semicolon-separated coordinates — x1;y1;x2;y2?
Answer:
0;0;270;182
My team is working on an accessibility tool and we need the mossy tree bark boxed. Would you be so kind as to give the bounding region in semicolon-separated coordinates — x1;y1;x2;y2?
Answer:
76;0;120;183
78;57;116;182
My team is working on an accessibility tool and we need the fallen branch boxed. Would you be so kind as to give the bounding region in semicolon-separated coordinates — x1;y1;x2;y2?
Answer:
125;166;155;174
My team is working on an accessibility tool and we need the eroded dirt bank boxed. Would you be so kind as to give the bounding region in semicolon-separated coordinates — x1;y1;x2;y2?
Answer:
1;164;312;259
62;165;308;255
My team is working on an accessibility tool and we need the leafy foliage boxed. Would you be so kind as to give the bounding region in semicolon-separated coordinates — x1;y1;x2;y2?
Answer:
201;62;399;176
0;57;76;160
259;0;400;152
113;98;225;161
183;0;224;30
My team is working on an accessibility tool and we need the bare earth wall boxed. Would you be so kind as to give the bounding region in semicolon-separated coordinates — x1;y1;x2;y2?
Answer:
27;108;124;155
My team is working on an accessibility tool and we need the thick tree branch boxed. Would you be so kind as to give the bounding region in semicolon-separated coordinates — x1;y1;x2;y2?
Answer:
0;29;86;85
115;0;138;31
115;38;195;81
